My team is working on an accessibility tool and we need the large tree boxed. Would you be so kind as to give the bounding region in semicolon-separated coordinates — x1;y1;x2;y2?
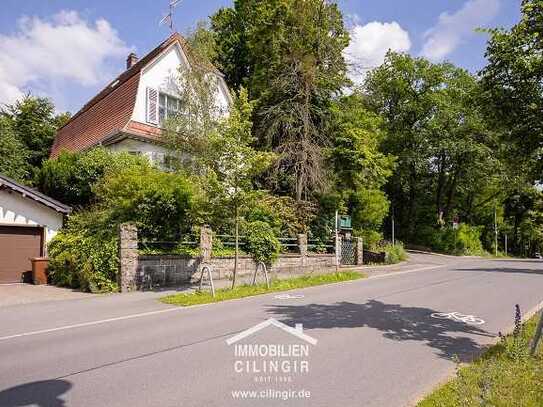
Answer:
365;52;500;241
327;93;395;244
1;95;70;170
480;0;543;182
211;0;350;200
0;116;30;181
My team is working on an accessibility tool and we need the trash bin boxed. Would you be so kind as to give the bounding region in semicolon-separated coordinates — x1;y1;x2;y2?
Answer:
31;257;49;285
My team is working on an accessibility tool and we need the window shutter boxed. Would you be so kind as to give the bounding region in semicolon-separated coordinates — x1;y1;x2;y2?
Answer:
146;87;159;125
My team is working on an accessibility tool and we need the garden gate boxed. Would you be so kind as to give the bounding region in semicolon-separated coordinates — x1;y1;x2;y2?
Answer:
340;237;355;265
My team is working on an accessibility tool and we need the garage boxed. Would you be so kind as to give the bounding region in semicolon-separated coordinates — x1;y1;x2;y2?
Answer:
0;226;43;283
0;174;71;284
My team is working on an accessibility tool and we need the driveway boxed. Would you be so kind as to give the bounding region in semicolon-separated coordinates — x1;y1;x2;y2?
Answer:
0;284;95;307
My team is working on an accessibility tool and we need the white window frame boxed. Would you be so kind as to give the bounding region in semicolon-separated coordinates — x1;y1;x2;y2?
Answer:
158;92;182;124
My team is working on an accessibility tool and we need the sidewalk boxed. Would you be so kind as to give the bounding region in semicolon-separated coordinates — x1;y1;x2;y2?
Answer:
0;284;95;307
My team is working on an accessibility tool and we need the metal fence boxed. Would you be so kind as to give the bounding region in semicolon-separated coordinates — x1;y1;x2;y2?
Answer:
308;239;335;254
138;237;199;255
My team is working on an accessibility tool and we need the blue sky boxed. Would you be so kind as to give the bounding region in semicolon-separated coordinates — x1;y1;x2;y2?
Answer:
0;0;521;113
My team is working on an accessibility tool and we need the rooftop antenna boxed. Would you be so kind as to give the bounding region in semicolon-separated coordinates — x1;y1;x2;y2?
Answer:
159;0;182;32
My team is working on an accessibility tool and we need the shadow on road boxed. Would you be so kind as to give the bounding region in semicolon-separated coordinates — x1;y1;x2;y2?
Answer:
267;299;494;362
0;380;71;407
457;267;543;276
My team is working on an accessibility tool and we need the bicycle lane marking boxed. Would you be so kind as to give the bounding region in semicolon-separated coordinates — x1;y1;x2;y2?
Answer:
430;311;486;325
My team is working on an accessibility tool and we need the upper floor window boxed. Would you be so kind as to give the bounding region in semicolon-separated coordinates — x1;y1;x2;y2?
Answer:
158;93;181;124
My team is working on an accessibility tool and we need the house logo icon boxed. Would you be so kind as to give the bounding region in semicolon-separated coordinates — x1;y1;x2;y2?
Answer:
226;318;318;346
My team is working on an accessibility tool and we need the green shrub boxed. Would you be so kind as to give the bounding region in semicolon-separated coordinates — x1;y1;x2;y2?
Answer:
49;166;203;292
417;224;485;255
94;166;202;240
48;211;118;293
244;221;281;264
245;193;317;237
36;148;149;208
383;241;408;264
358;229;383;250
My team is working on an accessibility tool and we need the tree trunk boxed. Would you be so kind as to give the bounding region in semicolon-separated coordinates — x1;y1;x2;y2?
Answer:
232;204;239;289
444;168;460;220
436;153;446;225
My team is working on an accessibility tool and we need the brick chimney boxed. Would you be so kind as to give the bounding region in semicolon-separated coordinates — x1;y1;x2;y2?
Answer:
126;52;138;69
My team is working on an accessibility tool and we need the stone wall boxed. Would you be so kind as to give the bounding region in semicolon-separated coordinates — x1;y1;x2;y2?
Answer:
137;253;337;288
120;224;341;290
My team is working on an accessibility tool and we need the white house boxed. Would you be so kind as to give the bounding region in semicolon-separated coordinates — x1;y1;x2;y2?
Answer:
0;174;71;283
50;32;231;166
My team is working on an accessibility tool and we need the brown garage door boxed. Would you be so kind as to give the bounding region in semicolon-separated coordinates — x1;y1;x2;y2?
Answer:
0;226;43;283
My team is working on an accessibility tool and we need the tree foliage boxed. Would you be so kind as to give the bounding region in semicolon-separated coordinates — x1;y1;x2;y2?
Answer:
36;148;149;208
1;95;69;170
365;52;500;243
480;0;543;181
0;116;29;181
212;0;349;200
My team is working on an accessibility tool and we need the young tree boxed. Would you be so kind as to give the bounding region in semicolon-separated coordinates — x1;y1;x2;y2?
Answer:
210;89;275;287
164;60;274;286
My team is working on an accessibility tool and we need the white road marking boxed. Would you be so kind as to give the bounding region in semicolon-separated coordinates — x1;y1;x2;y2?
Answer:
0;307;185;342
368;265;445;279
274;294;305;300
431;311;485;325
0;264;445;342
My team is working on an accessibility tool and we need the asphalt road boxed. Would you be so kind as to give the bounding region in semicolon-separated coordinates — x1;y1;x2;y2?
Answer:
1;253;543;407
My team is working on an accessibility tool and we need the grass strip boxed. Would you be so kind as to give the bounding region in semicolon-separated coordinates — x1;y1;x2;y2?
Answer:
418;311;543;406
160;271;365;306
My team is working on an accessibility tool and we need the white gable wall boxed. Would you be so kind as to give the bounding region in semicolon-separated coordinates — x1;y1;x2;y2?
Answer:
131;42;230;125
0;190;64;243
107;138;170;169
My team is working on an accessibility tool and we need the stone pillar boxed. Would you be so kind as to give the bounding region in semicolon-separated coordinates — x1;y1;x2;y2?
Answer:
354;237;364;265
335;235;342;267
298;234;308;266
118;223;138;293
200;225;213;263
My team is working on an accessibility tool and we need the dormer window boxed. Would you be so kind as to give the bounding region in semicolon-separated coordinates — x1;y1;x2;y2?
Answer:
158;93;181;124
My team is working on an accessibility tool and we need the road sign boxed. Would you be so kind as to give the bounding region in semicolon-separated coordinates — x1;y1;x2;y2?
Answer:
338;215;352;230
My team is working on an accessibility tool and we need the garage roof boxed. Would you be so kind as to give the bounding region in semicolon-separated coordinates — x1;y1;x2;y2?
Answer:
0;174;72;214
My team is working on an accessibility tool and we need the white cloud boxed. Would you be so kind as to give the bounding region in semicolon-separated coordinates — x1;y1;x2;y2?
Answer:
0;10;130;107
344;21;411;86
421;0;500;61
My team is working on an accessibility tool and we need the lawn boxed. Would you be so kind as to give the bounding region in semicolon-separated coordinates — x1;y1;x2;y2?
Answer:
418;311;543;407
160;271;365;306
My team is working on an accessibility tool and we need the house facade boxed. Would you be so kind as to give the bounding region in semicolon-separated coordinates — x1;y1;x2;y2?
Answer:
0;174;71;283
51;33;231;167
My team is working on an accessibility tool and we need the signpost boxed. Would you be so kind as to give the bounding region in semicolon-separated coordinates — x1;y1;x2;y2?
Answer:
335;211;339;271
531;311;543;356
452;216;459;253
494;204;498;257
